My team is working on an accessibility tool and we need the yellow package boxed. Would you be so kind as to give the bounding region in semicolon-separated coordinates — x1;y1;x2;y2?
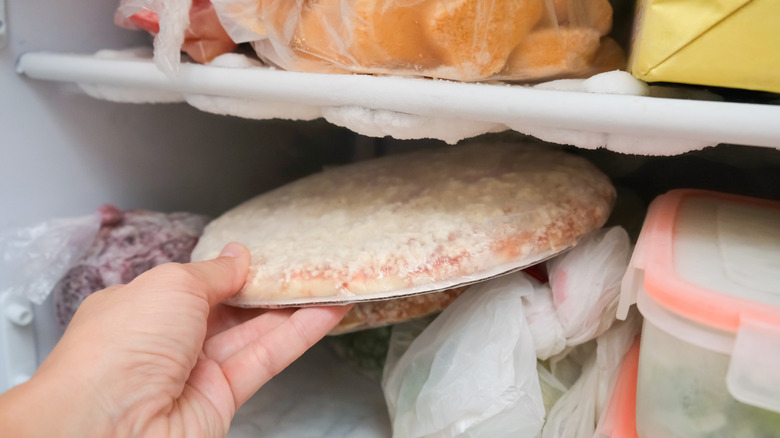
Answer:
629;0;780;93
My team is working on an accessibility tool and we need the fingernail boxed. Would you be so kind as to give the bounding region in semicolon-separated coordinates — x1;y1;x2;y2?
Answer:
219;242;245;258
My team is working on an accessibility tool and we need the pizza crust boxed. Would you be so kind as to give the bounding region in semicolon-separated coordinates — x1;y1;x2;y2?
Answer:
191;143;615;307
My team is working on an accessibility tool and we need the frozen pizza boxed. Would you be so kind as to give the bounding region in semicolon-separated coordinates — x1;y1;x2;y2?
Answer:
191;143;615;307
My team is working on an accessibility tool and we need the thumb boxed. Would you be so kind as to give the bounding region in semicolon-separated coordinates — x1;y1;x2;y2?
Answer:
137;242;251;307
188;242;251;306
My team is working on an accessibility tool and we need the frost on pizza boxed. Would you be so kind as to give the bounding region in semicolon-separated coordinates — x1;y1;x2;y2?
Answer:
191;143;615;307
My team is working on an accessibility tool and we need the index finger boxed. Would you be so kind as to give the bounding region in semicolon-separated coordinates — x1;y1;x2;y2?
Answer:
220;304;353;407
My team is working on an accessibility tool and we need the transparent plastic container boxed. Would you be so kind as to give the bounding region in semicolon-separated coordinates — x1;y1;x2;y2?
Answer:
618;189;780;438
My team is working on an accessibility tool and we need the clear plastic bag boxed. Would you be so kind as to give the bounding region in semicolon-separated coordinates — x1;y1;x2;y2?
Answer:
116;0;625;82
52;206;210;327
0;213;101;305
547;226;631;347
541;310;642;438
214;0;624;81
211;0;625;82
381;272;546;438
377;249;640;437
115;0;190;75
115;0;236;74
524;227;631;360
537;362;570;414
0;205;210;326
228;342;392;438
523;280;567;360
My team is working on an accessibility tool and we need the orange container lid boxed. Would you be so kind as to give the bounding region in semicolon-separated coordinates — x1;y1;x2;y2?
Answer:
619;189;780;333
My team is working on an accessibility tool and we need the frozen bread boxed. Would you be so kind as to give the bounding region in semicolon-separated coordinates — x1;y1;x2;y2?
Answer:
504;27;602;80
424;0;545;80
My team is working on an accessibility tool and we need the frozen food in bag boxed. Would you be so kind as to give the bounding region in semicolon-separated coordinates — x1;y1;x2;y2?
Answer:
0;205;211;327
191;143;616;307
115;0;236;67
215;0;625;81
114;0;625;82
53;205;210;327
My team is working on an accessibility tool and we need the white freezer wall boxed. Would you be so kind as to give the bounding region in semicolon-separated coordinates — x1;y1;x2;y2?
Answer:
0;1;365;224
0;0;360;392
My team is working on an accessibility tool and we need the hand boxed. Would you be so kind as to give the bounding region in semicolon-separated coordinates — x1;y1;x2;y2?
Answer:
0;242;351;438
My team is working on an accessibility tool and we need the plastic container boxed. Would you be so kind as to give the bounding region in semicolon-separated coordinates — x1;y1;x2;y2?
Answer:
618;189;780;438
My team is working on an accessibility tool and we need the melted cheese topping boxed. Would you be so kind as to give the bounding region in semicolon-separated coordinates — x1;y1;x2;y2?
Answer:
191;143;615;306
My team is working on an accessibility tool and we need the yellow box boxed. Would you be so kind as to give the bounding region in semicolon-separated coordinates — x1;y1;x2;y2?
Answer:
628;0;780;93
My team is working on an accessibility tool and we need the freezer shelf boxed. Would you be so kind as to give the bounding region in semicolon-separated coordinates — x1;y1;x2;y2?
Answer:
16;51;780;155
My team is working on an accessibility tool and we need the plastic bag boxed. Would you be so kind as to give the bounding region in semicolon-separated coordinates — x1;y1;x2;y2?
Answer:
228;342;392;438
382;315;440;381
523;227;631;360
210;0;624;82
382;272;546;438
547;226;631;347
537;362;570;414
541;309;642;438
116;0;625;82
115;0;236;74
0;205;210;326
0;213;101;305
52;206;210;327
523;281;567;360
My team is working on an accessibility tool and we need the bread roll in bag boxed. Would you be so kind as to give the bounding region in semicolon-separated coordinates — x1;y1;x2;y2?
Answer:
210;0;625;81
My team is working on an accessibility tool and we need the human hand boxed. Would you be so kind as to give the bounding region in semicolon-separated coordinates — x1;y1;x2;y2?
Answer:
0;242;351;438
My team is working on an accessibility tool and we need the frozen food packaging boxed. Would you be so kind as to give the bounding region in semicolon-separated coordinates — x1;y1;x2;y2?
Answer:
0;205;211;327
222;0;624;81
191;143;616;307
115;0;237;66
53;206;210;327
629;0;780;93
116;0;625;82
